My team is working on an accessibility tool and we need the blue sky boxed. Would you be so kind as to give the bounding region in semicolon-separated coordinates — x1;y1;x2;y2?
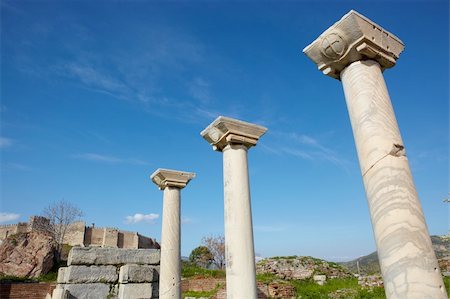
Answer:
1;0;448;261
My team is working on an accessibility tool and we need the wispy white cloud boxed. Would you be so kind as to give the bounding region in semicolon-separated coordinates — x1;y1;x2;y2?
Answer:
188;77;211;104
280;147;313;160
1;0;26;15
11;20;237;124
0;137;14;149
125;213;159;224
268;131;349;168
72;153;149;165
5;163;32;171
0;212;20;223
72;153;122;163
63;63;130;99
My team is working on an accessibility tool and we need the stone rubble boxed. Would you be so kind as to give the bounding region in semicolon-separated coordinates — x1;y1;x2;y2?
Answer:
357;275;383;289
256;256;351;281
313;274;327;285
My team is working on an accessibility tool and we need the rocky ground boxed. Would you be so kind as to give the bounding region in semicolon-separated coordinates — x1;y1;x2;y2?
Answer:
256;256;352;280
0;231;55;278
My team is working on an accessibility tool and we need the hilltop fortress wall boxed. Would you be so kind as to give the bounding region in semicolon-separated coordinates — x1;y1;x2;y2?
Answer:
0;216;159;249
0;216;48;240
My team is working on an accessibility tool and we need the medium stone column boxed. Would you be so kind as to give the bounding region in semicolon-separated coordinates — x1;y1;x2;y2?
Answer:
151;168;195;299
201;116;267;299
304;10;446;299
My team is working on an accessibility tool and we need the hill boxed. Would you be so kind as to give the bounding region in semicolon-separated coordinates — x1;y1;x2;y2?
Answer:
340;235;449;275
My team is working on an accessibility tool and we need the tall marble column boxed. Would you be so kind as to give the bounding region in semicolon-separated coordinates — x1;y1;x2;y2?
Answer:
151;168;195;299
201;116;267;299
304;10;446;299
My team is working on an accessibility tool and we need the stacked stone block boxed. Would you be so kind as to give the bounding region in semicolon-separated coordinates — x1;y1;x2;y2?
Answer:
52;247;160;299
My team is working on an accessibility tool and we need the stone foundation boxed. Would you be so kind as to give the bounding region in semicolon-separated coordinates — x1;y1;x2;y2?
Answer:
53;247;160;299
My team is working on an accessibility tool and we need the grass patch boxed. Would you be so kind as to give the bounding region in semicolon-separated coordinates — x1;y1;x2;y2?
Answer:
444;276;450;294
36;271;58;282
0;275;31;283
0;271;58;283
292;278;385;299
181;263;225;279
182;282;224;298
183;289;218;298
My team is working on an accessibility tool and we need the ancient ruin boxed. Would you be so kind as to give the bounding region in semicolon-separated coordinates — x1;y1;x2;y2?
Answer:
52;247;160;299
1;8;446;299
201;116;267;299
151;168;195;299
0;216;159;249
304;10;447;298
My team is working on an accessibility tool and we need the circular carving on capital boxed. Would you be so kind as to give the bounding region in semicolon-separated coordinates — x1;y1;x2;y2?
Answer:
209;128;221;142
321;32;346;60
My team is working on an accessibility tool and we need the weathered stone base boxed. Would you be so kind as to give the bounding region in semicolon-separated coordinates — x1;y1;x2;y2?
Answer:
118;283;158;299
59;265;117;283
119;264;159;283
64;283;112;299
53;247;160;299
68;247;160;266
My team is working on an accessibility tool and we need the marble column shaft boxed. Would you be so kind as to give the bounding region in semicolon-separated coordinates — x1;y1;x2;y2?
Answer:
160;186;181;299
151;168;195;299
341;60;446;298
303;10;447;299
223;144;257;299
201;116;267;299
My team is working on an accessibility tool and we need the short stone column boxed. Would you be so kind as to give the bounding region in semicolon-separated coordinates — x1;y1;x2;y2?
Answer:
151;169;195;299
304;10;446;299
201;116;267;299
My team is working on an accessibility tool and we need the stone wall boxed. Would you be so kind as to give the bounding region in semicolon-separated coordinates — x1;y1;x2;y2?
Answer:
102;228;119;248
0;217;159;249
138;234;159;249
181;278;295;299
84;227;105;247
52;247;160;299
0;221;37;243
0;224;19;241
62;222;85;246
118;231;137;249
181;277;224;292
28;216;50;233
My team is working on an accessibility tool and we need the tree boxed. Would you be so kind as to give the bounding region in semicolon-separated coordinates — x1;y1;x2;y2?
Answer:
202;235;225;269
189;246;213;268
42;199;83;261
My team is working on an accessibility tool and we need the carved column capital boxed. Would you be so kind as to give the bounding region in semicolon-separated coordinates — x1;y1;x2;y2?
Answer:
150;168;195;190
303;10;404;79
201;116;267;152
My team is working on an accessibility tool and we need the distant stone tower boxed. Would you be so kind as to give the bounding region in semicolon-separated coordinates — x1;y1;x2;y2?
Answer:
27;216;50;233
